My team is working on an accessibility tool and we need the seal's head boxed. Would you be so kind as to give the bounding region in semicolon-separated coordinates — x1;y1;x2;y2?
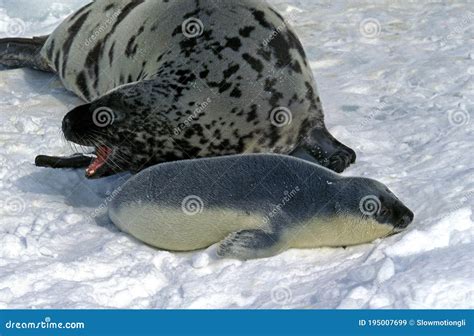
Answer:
62;98;156;178
292;173;414;248
343;177;414;233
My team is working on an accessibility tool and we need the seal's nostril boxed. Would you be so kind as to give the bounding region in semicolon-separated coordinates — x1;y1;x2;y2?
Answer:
398;214;413;228
62;117;72;134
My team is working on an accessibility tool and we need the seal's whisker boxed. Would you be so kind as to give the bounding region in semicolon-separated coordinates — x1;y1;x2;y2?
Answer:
106;154;126;172
384;227;397;239
68;141;79;154
109;149;131;163
91;138;125;172
88;129;108;138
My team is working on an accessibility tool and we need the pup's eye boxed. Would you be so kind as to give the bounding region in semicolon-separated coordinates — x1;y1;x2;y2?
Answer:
380;207;391;217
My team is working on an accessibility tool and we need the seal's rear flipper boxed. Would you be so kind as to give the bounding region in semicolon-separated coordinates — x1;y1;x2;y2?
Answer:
35;154;93;169
0;36;52;72
292;127;356;173
216;229;282;260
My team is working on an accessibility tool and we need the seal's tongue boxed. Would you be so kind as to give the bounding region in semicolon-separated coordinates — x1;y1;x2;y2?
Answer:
86;146;112;178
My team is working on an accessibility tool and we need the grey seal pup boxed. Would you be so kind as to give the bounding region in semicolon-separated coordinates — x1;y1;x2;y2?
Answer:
108;154;414;260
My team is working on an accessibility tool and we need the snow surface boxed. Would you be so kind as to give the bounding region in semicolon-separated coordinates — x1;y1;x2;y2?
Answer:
0;0;473;309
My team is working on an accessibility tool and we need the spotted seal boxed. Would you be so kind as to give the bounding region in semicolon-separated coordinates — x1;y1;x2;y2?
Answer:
0;0;356;178
108;154;414;260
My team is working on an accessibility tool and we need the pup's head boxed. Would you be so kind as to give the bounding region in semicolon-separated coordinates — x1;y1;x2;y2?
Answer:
345;177;414;232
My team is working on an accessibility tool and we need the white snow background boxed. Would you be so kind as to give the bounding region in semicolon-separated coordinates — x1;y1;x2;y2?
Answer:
0;0;473;309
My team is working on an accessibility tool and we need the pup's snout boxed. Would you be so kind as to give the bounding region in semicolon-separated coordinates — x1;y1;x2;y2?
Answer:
397;210;414;229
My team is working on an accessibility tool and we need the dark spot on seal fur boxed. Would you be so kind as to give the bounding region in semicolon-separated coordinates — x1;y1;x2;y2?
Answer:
242;53;263;75
252;10;272;29
84;0;145;91
225;37;242;51
76;71;90;101
239;26;255;37
104;4;115;12
223;64;240;79
108;42;115;66
67;2;92;23
230;87;242;98
61;9;91;77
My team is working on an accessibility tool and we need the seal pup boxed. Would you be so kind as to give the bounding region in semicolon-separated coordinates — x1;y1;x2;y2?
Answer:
109;154;414;260
1;0;356;178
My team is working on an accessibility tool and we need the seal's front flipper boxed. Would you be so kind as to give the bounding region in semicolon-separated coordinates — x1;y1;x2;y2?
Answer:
35;154;93;169
217;229;282;260
292;127;356;173
35;153;120;178
0;36;52;72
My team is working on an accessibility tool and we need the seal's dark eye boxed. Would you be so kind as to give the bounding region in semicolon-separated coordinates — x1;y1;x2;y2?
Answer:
380;207;391;217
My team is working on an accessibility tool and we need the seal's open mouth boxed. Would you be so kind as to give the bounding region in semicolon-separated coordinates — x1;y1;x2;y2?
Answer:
86;146;113;178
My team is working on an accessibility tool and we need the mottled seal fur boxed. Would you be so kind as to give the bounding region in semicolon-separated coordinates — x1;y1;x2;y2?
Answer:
1;0;356;178
109;154;414;260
